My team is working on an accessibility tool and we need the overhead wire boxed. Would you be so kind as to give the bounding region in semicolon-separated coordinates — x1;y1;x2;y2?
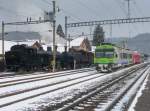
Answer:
40;0;86;39
60;9;83;22
0;5;45;23
38;0;149;38
113;0;136;38
41;0;83;22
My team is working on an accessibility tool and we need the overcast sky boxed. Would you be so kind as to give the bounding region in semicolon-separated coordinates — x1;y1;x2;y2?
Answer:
0;0;150;39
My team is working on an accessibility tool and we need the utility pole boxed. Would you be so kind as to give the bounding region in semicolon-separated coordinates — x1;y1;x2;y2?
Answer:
52;0;56;72
2;21;5;64
125;0;131;19
89;26;92;41
125;0;132;46
68;34;71;49
65;16;68;48
110;24;112;38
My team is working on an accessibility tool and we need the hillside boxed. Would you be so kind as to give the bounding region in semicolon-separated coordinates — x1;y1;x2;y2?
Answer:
128;33;150;54
106;33;150;54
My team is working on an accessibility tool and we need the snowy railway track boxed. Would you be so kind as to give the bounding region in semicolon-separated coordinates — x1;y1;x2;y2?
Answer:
103;66;150;111
56;64;149;111
0;71;102;98
0;70;105;108
0;63;148;111
0;67;95;79
0;68;95;87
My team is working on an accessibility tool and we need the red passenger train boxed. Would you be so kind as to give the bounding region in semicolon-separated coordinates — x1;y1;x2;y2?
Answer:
132;51;141;64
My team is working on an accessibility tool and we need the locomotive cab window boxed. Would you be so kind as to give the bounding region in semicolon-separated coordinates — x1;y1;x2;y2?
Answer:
95;52;105;58
95;49;114;58
105;52;114;58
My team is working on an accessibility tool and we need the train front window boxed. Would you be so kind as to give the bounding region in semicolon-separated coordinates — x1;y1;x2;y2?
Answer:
95;51;114;58
95;52;105;58
95;48;114;58
105;52;114;58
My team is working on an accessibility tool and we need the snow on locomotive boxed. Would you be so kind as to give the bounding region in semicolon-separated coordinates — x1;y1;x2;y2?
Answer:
94;43;142;72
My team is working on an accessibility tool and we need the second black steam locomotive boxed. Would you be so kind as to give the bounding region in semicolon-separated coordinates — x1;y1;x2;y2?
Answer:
5;44;93;71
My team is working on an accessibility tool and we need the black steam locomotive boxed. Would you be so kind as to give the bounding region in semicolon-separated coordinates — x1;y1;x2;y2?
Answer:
5;44;93;71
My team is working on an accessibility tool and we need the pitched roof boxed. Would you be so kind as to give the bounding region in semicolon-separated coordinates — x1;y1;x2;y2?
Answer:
70;36;85;47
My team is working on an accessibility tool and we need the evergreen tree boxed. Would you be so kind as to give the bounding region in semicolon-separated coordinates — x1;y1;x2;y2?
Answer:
92;25;105;46
56;24;65;38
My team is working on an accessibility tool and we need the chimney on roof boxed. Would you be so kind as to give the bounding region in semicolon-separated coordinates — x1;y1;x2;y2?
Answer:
64;46;67;52
55;45;58;52
47;47;52;52
39;37;41;44
82;32;84;36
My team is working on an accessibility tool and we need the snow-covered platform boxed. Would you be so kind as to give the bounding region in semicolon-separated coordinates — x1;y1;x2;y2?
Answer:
129;71;150;111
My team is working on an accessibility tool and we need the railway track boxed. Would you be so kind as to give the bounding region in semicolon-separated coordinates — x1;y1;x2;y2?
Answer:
0;71;102;98
104;66;149;111
0;67;95;87
56;64;149;111
0;69;104;108
0;63;148;111
0;67;95;79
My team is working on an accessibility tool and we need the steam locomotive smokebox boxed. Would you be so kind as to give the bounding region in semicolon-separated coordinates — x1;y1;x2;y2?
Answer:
47;47;52;52
55;45;58;51
64;46;67;52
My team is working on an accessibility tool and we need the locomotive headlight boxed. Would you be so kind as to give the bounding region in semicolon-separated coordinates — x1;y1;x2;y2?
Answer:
98;64;102;67
104;65;108;67
103;64;108;68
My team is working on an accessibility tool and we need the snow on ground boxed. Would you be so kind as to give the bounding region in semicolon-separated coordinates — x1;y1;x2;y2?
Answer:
94;67;147;111
0;67;94;83
0;64;145;111
128;68;150;111
0;72;15;76
0;73;102;107
0;71;97;97
0;72;115;111
111;66;150;111
0;72;45;79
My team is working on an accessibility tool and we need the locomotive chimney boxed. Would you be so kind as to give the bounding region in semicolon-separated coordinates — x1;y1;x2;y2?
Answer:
47;47;52;52
64;46;67;52
55;45;58;51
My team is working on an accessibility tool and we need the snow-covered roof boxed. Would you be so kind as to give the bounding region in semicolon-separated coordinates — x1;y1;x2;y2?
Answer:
17;40;36;46
42;44;65;53
69;36;86;47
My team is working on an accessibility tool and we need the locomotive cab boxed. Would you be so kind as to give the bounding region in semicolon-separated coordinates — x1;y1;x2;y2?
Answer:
94;43;117;72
